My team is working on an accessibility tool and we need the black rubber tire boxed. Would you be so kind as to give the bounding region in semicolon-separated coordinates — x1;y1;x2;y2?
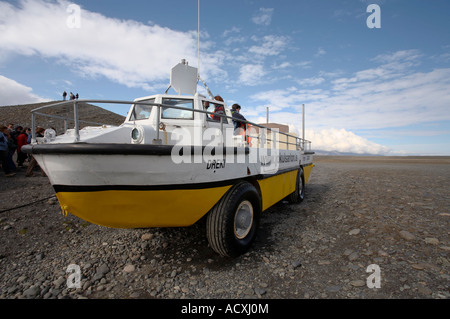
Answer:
287;168;305;203
206;181;261;257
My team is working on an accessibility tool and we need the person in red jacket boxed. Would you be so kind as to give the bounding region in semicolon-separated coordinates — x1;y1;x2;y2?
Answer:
16;127;30;167
211;95;225;122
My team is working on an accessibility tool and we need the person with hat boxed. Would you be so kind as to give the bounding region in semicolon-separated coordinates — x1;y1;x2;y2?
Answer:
231;104;247;131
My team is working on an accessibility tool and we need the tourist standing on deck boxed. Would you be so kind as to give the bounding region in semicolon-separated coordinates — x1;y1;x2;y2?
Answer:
212;95;225;121
231;104;247;131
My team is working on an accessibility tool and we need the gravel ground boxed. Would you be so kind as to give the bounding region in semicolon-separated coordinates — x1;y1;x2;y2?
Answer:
0;155;449;301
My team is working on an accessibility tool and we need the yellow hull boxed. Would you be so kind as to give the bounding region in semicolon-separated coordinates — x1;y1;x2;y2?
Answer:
303;163;314;184
258;170;297;211
57;185;232;228
56;165;314;228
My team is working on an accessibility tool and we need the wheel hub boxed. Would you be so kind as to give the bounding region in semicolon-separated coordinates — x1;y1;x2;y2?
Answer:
234;200;254;240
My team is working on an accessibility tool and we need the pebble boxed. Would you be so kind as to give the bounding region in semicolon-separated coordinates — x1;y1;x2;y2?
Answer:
349;229;360;235
326;285;341;292
424;238;439;245
53;276;65;288
93;264;110;281
23;286;40;298
399;231;415;241
417;286;432;296
141;233;154;241
348;252;359;261
350;280;366;287
123;264;135;273
255;288;267;296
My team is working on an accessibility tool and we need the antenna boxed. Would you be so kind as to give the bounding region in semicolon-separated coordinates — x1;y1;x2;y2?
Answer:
197;0;200;77
194;0;214;99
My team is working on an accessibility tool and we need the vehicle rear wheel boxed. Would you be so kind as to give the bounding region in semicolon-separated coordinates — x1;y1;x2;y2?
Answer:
287;168;305;203
206;181;261;257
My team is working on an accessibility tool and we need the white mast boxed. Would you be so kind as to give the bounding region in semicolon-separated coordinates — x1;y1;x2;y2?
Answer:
302;104;305;150
197;0;200;79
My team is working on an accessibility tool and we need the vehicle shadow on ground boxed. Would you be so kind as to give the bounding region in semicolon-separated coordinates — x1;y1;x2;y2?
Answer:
141;181;332;273
255;181;331;242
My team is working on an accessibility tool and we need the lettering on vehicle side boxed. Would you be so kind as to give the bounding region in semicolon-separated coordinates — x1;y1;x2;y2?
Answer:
206;159;226;170
260;154;298;166
278;154;298;163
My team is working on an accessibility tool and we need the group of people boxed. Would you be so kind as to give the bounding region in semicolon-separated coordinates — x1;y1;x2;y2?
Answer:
207;95;247;131
0;124;46;178
62;91;79;101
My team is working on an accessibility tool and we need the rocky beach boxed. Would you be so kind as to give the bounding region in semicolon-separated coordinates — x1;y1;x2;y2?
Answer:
0;155;448;301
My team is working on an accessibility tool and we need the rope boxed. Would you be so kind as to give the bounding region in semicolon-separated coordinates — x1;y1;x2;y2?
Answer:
0;195;56;214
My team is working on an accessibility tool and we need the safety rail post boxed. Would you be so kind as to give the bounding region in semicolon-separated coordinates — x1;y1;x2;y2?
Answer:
31;113;36;144
244;123;248;145
220;115;225;146
153;104;162;144
73;100;80;142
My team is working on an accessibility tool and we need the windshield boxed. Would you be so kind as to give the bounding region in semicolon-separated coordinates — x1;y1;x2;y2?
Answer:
162;98;194;120
129;98;155;121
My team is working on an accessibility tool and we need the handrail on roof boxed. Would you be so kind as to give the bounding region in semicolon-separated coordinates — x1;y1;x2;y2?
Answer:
30;99;312;151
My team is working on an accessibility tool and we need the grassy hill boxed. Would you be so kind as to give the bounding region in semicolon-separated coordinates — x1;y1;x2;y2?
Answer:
0;100;126;134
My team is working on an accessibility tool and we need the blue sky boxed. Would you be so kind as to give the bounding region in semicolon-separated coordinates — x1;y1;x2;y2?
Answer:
1;0;449;155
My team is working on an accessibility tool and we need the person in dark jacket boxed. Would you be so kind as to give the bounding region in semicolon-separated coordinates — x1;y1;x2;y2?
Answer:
0;125;16;177
26;127;46;177
231;104;247;131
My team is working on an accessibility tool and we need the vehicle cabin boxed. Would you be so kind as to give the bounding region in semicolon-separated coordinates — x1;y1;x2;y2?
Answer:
125;94;242;147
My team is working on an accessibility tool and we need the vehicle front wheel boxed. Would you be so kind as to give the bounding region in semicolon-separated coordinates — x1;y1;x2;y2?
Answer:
206;181;261;257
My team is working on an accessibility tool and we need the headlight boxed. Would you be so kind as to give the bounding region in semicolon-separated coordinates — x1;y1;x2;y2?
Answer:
43;128;56;143
131;126;144;144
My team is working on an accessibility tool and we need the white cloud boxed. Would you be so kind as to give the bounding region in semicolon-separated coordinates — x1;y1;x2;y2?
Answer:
296;77;325;86
371;49;422;64
0;75;49;106
239;64;266;86
252;8;274;26
305;128;391;155
222;26;240;37
315;47;326;57
248;35;288;57
248;111;391;155
0;0;221;90
272;62;291;69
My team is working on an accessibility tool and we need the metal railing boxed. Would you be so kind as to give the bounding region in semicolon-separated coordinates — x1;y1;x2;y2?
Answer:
30;99;312;152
